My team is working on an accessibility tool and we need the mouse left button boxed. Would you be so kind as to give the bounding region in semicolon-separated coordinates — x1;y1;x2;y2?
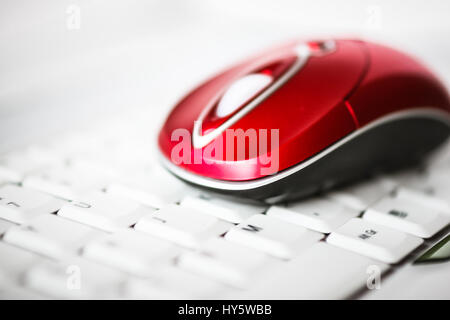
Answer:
215;73;273;118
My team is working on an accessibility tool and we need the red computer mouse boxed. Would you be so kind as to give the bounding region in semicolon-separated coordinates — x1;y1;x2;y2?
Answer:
158;39;450;203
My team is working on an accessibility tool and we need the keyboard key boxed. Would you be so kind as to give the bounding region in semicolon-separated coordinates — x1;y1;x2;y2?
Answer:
156;266;232;299
364;193;450;238
106;168;193;208
106;182;187;209
0;283;50;299
58;191;154;232
0;184;65;223
83;229;180;277
23;173;76;200
124;266;230;299
234;242;388;299
328;177;396;211
177;238;277;288
386;170;450;208
45;131;118;160
123;279;181;299
66;136;157;179
267;197;360;233
0;218;16;235
385;168;430;193
23;163;111;200
25;257;126;299
0;242;44;283
0;166;22;184
225;214;323;259
397;169;450;212
327;218;423;264
0;264;12;288
181;195;266;223
426;139;450;169
426;171;450;201
0;147;60;183
134;204;232;248
396;186;450;213
3;214;104;259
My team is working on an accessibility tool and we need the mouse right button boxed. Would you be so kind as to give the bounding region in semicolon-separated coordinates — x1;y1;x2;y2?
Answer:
347;41;450;126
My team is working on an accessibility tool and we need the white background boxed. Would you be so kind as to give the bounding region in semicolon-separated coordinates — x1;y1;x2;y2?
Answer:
1;0;450;148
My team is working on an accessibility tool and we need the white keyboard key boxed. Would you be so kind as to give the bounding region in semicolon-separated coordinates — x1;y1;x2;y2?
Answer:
3;214;104;259
25;257;126;299
123;279;181;299
68;137;157;178
0;267;7;286
328;177;396;211
235;242;388;299
0;218;16;235
23;172;81;201
386;169;450;206
45;131;115;159
0;166;22;184
426;170;450;201
426;139;450;168
23;163;111;200
178;238;277;288
83;229;180;277
0;242;44;282
385;168;430;193
396;186;450;213
267;197;360;233
134;204;232;248
155;266;232;299
399;174;450;199
66;158;124;181
106;168;193;208
107;182;188;209
225;214;323;259
0;184;65;223
327;218;423;264
0;284;50;299
363;194;450;238
58;192;154;232
125;266;229;299
181;195;266;223
0;147;60;183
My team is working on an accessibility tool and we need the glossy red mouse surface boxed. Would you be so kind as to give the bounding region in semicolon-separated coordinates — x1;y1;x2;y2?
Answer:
158;39;450;202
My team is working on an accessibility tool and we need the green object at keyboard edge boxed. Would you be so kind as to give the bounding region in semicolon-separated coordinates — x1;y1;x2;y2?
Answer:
415;234;450;264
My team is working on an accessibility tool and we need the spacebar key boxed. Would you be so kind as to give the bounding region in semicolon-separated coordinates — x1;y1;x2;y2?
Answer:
235;242;389;299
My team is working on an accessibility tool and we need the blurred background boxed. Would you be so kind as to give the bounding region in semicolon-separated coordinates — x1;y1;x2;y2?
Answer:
1;0;450;150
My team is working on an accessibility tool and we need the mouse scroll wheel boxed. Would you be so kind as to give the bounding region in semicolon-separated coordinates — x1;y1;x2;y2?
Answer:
215;73;273;118
307;40;336;54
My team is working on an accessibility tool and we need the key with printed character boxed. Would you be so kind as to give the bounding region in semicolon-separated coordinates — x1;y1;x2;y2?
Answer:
327;218;423;264
267;197;360;233
177;238;278;288
134;204;232;248
364;191;450;238
225;214;323;259
58;191;155;232
83;229;180;277
0;184;65;223
3;214;104;259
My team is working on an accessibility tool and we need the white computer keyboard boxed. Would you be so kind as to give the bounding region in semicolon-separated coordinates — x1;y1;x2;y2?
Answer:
0;116;449;299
